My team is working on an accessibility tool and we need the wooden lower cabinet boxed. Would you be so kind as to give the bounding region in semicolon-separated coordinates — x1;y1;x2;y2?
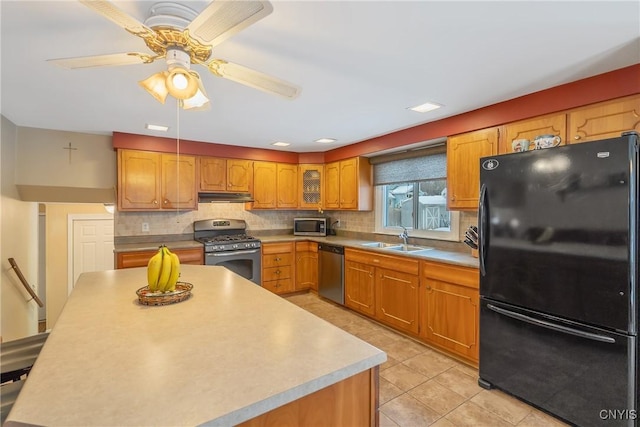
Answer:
262;242;295;294
343;248;480;365
116;247;204;269
295;241;318;291
238;367;378;427
344;259;376;316
419;260;479;364
375;267;419;335
345;248;419;335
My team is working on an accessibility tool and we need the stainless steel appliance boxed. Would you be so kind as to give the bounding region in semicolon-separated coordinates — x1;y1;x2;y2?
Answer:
194;219;261;285
318;243;344;304
293;217;329;236
478;132;639;427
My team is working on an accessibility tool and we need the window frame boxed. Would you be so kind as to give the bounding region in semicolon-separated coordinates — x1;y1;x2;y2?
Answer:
374;184;460;241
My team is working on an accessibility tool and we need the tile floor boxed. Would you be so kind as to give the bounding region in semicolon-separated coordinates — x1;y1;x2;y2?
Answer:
285;292;569;427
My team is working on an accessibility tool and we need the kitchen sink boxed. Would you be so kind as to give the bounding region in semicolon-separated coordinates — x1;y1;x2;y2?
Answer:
360;242;433;254
386;245;432;252
361;242;402;249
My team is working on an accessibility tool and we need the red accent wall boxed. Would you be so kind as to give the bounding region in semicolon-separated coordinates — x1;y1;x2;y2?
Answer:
112;132;301;163
325;64;640;162
114;64;640;163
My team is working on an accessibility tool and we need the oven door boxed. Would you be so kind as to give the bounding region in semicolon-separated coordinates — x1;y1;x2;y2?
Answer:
205;249;261;285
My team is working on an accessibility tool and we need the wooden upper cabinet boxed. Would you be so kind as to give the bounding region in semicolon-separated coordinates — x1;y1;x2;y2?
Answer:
298;164;323;210
447;127;498;211
199;157;227;191
324;161;341;209
252;161;277;208
199;157;252;192
161;154;197;210
118;149;196;211
277;163;298;208
249;162;298;209
568;95;640;144
339;158;359;209
118;149;161;210
324;157;372;211
501;113;567;154
227;159;252;192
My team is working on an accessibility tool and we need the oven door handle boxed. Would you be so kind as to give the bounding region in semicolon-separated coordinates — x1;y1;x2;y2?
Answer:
206;249;260;257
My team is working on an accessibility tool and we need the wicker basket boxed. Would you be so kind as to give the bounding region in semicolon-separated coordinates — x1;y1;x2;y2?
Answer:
136;282;193;306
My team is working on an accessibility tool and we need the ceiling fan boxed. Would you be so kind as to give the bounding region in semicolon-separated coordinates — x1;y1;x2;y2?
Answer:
48;0;301;110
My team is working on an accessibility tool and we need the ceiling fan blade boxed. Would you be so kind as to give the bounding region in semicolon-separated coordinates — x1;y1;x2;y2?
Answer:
48;53;156;69
206;60;300;99
79;0;156;39
187;1;273;47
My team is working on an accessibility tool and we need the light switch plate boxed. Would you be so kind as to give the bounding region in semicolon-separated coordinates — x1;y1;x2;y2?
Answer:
142;222;150;232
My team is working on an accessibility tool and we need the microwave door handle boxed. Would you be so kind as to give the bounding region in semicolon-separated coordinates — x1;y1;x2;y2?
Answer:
207;249;260;257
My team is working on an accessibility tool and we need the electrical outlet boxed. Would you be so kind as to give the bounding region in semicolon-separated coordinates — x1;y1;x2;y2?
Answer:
142;222;150;232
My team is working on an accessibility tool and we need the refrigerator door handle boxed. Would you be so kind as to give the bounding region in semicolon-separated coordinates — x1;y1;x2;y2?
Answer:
478;183;488;277
487;304;616;344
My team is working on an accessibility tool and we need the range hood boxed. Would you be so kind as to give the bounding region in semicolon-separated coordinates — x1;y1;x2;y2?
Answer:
198;192;254;203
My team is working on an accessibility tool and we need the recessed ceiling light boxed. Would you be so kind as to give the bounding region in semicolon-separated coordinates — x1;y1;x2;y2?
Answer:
272;141;290;147
408;102;442;113
145;123;169;132
315;138;336;143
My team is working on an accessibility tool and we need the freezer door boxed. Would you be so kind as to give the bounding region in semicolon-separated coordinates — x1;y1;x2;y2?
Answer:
479;135;637;332
479;298;637;427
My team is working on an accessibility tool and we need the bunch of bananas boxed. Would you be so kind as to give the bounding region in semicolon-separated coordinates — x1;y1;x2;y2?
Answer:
147;246;180;293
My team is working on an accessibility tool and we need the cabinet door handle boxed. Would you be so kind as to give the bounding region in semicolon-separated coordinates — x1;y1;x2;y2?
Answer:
164;200;168;204
275;269;281;275
153;200;158;204
451;195;456;201
574;135;581;140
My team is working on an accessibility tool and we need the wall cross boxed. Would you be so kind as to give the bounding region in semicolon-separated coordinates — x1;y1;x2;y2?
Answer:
63;142;78;163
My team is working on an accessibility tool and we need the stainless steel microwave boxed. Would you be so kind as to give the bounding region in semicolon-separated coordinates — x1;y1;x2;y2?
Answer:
293;217;328;236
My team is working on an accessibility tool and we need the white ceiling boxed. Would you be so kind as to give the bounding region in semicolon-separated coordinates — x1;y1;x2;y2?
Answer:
1;1;639;153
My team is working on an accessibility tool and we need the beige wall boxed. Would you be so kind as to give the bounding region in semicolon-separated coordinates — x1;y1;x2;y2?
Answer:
16;127;115;189
1;116;39;341
44;203;111;328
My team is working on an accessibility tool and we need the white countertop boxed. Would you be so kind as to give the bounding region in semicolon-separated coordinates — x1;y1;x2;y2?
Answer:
6;266;386;427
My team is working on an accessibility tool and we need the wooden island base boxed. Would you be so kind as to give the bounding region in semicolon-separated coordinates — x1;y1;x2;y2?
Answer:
240;368;379;427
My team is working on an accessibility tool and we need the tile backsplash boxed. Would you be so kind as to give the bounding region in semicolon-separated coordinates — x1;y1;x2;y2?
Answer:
115;204;477;247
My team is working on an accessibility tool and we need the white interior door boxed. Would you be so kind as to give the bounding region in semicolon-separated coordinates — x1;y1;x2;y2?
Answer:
69;215;114;294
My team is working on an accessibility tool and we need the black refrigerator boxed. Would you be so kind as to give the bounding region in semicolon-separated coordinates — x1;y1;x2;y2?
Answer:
478;132;639;427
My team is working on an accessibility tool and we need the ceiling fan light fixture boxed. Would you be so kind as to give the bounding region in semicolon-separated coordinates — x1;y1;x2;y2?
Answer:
166;67;199;99
180;72;210;111
139;71;170;104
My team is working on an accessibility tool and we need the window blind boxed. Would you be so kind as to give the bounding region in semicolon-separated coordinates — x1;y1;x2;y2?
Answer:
373;151;447;185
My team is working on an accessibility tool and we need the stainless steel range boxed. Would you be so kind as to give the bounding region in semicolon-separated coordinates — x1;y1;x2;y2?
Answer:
194;219;261;285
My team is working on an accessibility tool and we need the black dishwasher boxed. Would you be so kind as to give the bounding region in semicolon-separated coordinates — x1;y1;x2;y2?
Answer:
318;243;344;305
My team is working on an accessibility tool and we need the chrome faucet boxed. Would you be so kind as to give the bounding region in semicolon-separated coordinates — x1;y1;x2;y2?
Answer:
399;226;409;246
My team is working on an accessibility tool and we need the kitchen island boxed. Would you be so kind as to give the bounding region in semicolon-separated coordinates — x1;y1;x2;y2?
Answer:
5;266;386;426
